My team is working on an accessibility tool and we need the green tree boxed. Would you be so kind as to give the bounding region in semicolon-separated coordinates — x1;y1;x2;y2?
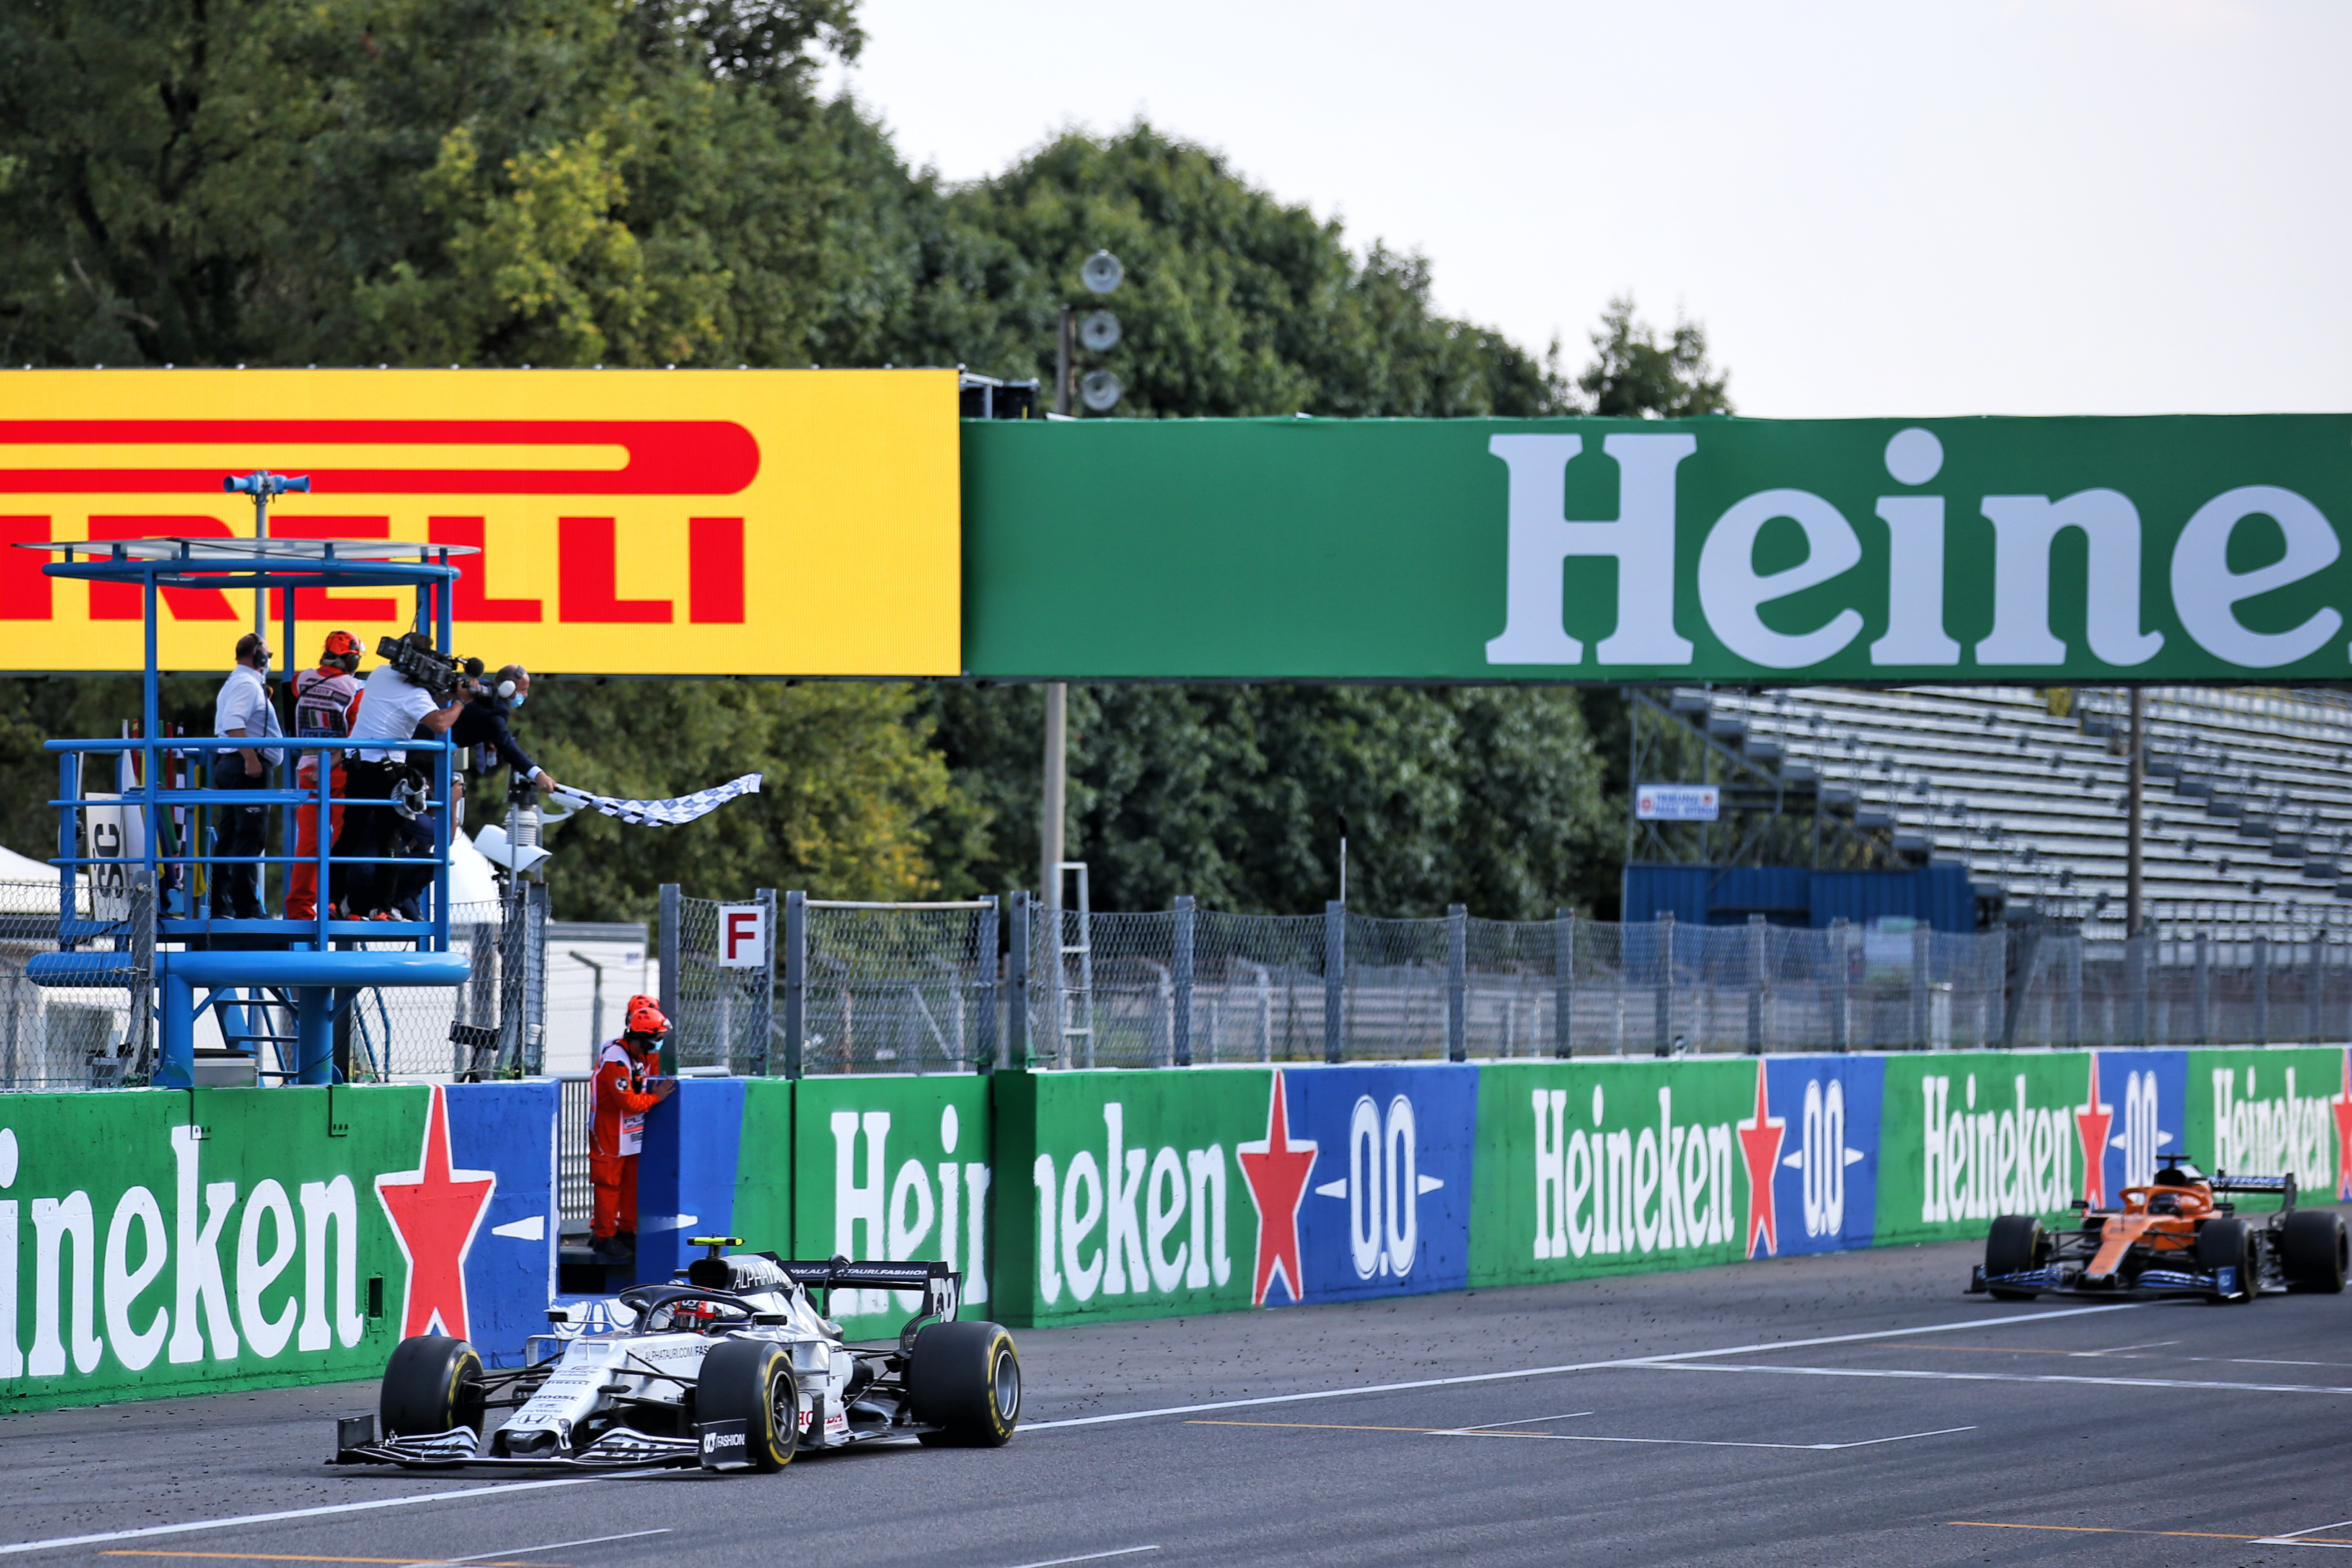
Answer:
1575;293;1732;418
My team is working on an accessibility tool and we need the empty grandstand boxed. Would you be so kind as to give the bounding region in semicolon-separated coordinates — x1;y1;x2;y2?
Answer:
1650;684;2352;941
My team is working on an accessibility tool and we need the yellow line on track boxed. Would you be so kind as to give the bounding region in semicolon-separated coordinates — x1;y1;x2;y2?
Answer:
1950;1521;2352;1545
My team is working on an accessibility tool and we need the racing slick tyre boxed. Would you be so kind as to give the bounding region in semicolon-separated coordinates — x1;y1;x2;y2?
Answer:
1984;1215;2044;1299
380;1335;485;1438
2281;1208;2349;1293
697;1338;799;1472
2197;1216;2257;1303
908;1320;1021;1448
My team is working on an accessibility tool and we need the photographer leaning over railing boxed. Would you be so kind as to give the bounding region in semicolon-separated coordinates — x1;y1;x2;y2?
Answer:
332;632;464;919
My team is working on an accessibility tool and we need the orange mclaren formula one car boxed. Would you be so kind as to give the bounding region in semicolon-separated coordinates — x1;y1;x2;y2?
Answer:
1969;1157;2348;1303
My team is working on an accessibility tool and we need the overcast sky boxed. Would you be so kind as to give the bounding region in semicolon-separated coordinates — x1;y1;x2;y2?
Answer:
826;0;2349;419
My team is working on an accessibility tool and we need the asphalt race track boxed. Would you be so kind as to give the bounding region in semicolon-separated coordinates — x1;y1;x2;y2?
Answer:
10;1236;2352;1567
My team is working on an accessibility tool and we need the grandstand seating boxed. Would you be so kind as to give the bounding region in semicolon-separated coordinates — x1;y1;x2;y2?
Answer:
1661;685;2352;938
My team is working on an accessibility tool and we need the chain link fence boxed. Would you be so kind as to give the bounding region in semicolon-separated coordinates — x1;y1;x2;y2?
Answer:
20;880;2352;1089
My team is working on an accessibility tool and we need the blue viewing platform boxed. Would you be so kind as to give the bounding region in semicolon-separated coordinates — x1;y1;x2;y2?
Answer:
21;532;482;1088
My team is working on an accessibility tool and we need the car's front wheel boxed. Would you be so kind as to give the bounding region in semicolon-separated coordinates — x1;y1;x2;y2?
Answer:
2197;1216;2257;1302
909;1320;1021;1447
380;1335;485;1439
698;1339;799;1472
1984;1215;2044;1299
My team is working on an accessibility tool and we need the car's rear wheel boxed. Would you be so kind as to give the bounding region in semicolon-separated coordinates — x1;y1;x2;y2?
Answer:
2197;1216;2257;1302
380;1335;485;1438
1984;1215;2044;1299
698;1338;798;1472
2281;1209;2348;1293
909;1320;1021;1447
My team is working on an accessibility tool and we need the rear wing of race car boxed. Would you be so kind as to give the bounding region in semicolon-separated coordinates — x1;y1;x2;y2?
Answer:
2212;1173;2298;1209
769;1256;962;1334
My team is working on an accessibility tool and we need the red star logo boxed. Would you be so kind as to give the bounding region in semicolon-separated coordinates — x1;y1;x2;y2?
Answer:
2075;1054;2114;1208
1235;1071;1319;1306
375;1085;497;1340
1735;1061;1784;1259
2332;1049;2352;1202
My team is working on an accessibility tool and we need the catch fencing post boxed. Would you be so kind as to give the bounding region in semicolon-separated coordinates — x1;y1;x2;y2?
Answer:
1553;910;1575;1058
1172;895;1195;1067
752;888;777;1075
2063;937;2083;1049
1910;924;1931;1051
780;890;805;1078
1747;914;1767;1055
975;895;999;1072
1323;901;1345;1064
1006;891;1030;1069
2311;931;2326;1044
1829;918;1850;1053
657;883;681;1075
2192;931;2211;1045
1446;904;1467;1063
2254;932;2271;1044
1653;912;1674;1056
2128;923;2151;1047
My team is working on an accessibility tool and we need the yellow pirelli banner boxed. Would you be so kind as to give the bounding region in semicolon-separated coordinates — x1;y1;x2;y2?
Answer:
0;368;960;675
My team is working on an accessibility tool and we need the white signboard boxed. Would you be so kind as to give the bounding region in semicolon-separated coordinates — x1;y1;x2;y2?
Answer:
716;902;769;968
83;793;148;920
1635;784;1720;822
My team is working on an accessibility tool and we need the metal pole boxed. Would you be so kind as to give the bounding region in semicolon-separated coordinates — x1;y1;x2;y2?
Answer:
2192;929;2210;1045
1446;904;1467;1063
781;889;805;1078
1553;909;1575;1058
2253;931;2270;1045
1323;900;1346;1064
1172;895;1195;1068
1041;683;1067;916
1654;912;1674;1055
752;887;776;1075
1056;305;1074;416
2127;687;2146;936
975;895;999;1073
1747;913;1767;1055
657;882;681;1075
1006;890;1030;1070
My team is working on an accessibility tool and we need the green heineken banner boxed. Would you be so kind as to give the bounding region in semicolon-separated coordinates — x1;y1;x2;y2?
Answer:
1;1082;558;1413
962;415;2352;683
793;1074;995;1339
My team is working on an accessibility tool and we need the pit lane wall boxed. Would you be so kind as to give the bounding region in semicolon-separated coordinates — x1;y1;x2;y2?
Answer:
0;1082;557;1413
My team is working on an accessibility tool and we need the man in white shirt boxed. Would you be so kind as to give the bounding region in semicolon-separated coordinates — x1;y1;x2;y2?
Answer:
211;632;284;919
330;634;465;917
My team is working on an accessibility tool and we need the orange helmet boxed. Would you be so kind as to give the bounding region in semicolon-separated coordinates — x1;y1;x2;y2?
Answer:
321;630;363;673
625;995;669;1038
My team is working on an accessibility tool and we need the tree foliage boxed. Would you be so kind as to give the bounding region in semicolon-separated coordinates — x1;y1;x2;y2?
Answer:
0;0;1733;920
1577;294;1732;418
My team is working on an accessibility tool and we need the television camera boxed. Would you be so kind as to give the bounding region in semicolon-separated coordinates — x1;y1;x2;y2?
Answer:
375;633;485;704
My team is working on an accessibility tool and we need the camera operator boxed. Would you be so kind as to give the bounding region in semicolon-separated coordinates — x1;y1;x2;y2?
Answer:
453;664;561;798
211;632;283;919
331;632;464;918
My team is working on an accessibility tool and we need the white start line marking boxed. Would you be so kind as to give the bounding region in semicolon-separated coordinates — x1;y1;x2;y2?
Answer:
1019;1301;2153;1431
1650;1362;2352;1396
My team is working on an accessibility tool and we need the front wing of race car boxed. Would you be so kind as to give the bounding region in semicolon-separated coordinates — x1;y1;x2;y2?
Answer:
331;1416;704;1470
1966;1260;2246;1300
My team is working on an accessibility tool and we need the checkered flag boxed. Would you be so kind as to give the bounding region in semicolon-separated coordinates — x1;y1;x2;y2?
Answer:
547;773;763;827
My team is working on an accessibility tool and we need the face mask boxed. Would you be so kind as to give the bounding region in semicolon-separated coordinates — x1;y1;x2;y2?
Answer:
510;691;525;708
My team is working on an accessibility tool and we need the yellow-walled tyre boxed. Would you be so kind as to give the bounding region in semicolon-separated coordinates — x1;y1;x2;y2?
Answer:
699;1338;799;1472
380;1335;485;1438
909;1320;1020;1448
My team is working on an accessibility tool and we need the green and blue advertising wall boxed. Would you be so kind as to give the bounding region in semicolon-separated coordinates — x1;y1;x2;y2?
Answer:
10;1048;2352;1408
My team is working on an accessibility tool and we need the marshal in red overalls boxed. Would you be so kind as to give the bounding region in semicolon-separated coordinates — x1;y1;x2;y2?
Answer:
590;995;675;1265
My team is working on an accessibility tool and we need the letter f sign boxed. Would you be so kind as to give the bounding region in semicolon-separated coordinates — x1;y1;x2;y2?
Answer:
1485;433;1697;666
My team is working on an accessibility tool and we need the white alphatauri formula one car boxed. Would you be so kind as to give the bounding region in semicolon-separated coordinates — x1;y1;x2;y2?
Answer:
330;1239;1019;1473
